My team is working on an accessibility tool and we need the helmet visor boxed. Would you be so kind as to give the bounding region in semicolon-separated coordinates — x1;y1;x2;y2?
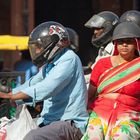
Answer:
28;43;44;61
85;15;105;28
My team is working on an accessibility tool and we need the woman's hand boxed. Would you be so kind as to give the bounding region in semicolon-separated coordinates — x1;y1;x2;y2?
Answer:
87;84;97;108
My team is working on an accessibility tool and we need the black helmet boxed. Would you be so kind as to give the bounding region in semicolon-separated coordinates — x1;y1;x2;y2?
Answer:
85;11;119;48
28;21;70;67
120;10;140;27
112;22;140;41
66;27;79;52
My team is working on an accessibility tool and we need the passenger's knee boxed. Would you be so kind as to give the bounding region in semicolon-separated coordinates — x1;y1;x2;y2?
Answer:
23;129;37;140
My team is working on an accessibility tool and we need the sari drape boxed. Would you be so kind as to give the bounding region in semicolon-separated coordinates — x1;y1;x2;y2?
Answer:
82;57;140;140
97;57;140;95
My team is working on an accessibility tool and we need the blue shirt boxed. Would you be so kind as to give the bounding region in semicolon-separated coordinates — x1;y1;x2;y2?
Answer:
12;48;89;134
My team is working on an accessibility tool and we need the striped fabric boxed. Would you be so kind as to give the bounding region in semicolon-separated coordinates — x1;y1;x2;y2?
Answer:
97;57;140;94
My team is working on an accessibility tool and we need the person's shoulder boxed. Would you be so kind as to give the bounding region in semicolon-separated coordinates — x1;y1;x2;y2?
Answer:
54;48;78;65
61;48;78;59
95;56;111;66
98;56;111;63
65;48;76;55
93;56;111;69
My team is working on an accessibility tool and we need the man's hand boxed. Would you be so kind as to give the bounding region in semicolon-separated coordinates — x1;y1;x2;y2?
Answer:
0;92;10;99
0;91;31;101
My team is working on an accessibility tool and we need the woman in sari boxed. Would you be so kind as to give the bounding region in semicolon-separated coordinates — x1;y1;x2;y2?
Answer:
82;21;140;140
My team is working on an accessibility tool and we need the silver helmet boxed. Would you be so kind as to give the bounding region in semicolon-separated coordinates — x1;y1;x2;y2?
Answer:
85;11;119;48
120;10;140;27
28;21;70;67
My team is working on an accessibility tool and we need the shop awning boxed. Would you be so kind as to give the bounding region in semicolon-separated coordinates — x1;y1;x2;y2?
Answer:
0;35;29;50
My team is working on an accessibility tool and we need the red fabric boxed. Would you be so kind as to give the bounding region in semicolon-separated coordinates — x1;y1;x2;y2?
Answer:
89;56;140;129
90;94;140;126
90;57;112;87
90;57;140;98
113;41;118;55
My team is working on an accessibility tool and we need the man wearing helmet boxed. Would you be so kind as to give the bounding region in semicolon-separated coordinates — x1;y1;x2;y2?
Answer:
0;21;88;140
84;11;119;85
120;10;140;27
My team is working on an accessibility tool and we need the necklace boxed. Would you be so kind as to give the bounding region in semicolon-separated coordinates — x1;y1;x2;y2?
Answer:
118;56;127;64
115;55;137;66
112;56;128;67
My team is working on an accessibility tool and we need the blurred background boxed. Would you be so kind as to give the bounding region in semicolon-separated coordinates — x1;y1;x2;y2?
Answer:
0;0;140;71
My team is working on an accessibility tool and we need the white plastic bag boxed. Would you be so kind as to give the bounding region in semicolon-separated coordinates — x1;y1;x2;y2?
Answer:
6;104;37;140
0;117;10;140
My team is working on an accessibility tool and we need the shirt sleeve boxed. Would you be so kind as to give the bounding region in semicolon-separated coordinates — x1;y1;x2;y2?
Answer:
12;69;43;94
90;57;111;87
90;59;103;87
21;57;75;101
